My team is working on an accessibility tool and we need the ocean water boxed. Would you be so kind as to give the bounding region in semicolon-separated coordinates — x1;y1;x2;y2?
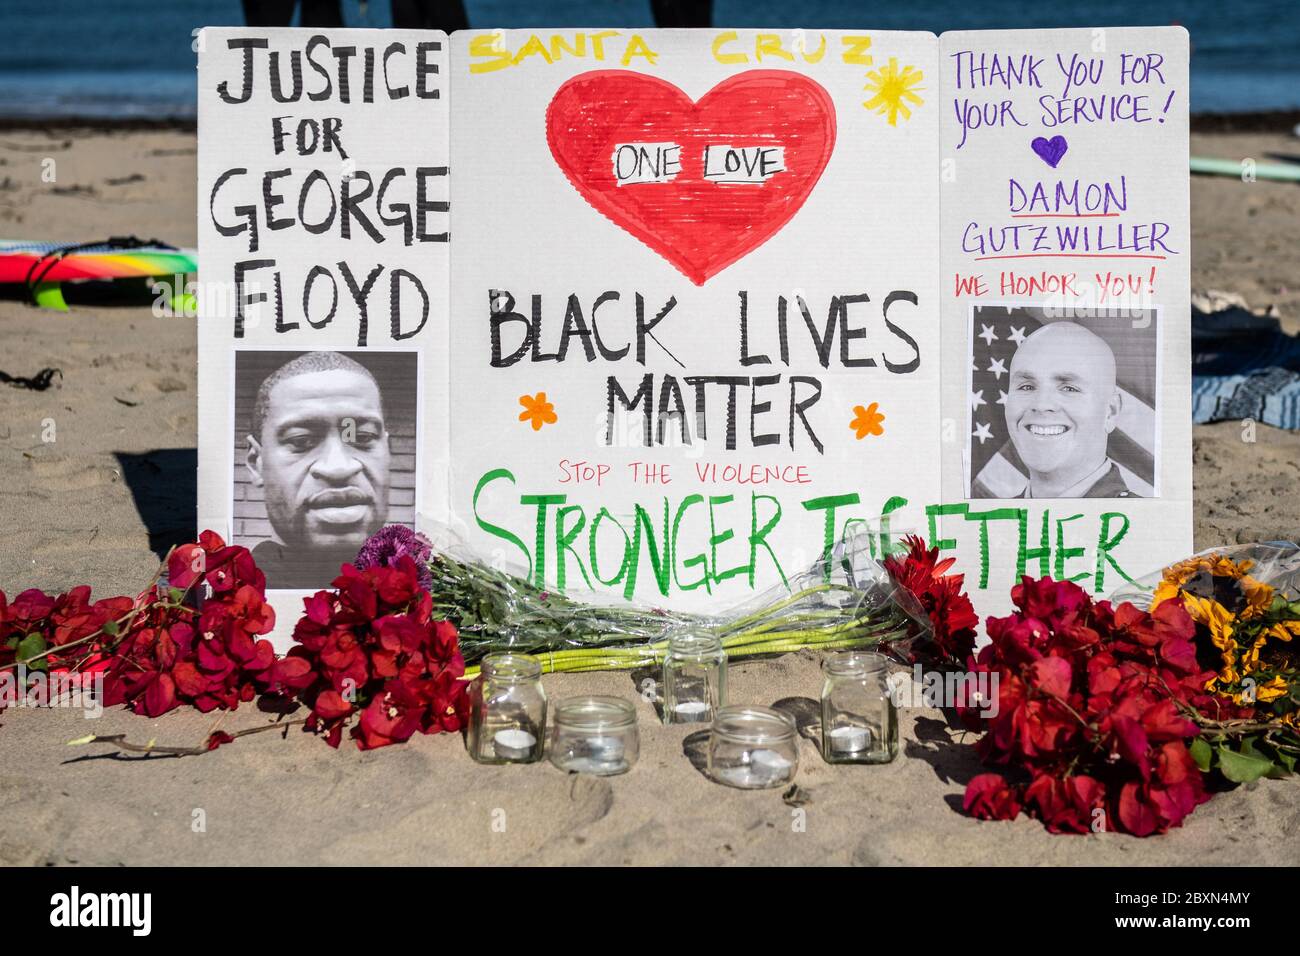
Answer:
0;0;1296;119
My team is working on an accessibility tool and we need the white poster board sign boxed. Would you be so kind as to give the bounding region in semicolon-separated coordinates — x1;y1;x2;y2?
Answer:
197;29;450;648
449;28;941;613
938;27;1191;620
196;26;1189;649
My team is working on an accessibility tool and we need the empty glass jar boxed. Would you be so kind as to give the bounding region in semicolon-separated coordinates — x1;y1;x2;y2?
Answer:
662;632;727;724
548;696;639;775
820;651;898;764
468;653;547;764
707;705;799;789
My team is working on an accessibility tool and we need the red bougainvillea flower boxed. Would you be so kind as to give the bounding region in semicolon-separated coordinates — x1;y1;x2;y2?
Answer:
883;535;979;666
356;678;428;750
2;530;467;756
961;575;1223;836
0;582;134;680
168;529;266;595
285;556;470;750
101;532;278;718
206;730;236;751
1024;774;1107;834
963;773;1023;821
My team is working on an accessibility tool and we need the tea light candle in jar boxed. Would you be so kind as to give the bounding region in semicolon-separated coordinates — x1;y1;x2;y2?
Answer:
662;633;727;724
467;653;547;765
743;748;795;786
493;728;538;760
707;705;799;790
827;725;871;754
816;650;899;764
549;696;640;776
673;701;711;719
577;734;625;768
712;748;796;789
820;651;898;765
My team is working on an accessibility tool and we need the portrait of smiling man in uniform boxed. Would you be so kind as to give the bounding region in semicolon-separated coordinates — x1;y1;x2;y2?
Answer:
994;321;1141;499
239;350;406;589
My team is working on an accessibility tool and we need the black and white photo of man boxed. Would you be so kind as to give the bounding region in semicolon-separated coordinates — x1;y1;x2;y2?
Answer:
1003;322;1136;498
234;350;419;589
969;306;1158;500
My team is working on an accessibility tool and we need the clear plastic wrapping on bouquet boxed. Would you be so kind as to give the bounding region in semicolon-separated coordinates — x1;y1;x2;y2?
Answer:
419;522;932;669
1111;540;1300;609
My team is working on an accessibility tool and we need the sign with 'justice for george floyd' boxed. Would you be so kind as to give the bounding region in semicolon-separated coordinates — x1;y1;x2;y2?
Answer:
196;26;1190;650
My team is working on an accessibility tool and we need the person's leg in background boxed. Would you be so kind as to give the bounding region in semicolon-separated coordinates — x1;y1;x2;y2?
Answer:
391;0;470;31
242;0;344;26
241;0;299;26
299;0;345;26
650;0;712;28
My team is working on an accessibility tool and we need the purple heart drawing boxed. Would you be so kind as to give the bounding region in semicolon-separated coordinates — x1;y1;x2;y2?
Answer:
1031;135;1069;168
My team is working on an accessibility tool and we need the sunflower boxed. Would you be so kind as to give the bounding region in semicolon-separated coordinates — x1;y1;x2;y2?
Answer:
1256;675;1290;704
1241;574;1275;620
1153;553;1256;600
1266;621;1300;643
1159;556;1289;691
1157;552;1300;706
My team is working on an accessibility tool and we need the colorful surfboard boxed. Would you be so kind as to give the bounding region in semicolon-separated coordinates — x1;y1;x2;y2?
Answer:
0;238;196;311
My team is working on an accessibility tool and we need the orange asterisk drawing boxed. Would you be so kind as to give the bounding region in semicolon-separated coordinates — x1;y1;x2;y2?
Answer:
518;392;558;431
850;402;885;439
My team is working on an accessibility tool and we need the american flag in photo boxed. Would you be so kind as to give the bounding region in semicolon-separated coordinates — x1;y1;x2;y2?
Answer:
968;306;1157;498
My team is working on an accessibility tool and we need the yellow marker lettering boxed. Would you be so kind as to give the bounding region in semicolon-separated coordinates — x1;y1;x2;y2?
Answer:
468;33;512;73
513;34;553;66
841;35;873;66
590;30;621;61
621;34;658;66
798;33;828;64
711;30;747;64
550;33;587;61
755;33;794;62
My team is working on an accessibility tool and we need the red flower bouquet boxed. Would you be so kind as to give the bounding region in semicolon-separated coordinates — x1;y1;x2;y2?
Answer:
279;556;470;749
960;576;1244;836
0;585;132;677
2;531;279;720
882;535;979;667
100;531;279;716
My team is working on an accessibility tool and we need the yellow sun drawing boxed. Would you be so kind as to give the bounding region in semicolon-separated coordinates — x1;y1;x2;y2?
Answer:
863;58;924;126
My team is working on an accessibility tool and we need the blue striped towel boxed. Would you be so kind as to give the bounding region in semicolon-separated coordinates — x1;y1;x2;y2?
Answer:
1192;307;1300;430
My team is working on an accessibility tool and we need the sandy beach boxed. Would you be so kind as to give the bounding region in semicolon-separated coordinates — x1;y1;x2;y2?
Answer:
1;125;1299;866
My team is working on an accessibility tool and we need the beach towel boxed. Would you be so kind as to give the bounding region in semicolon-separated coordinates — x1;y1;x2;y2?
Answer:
1191;305;1300;430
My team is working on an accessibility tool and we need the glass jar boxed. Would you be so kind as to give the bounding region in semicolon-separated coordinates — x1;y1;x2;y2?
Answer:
468;653;547;764
548;696;639;776
662;632;727;724
706;705;799;789
820;651;898;764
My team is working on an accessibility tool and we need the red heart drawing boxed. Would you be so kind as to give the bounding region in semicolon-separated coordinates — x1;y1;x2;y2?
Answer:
546;70;837;285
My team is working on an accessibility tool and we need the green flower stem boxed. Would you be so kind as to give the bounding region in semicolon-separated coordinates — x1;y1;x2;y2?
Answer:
438;551;912;682
721;617;880;647
465;630;906;677
717;610;849;639
461;619;907;679
715;583;853;634
720;629;905;657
